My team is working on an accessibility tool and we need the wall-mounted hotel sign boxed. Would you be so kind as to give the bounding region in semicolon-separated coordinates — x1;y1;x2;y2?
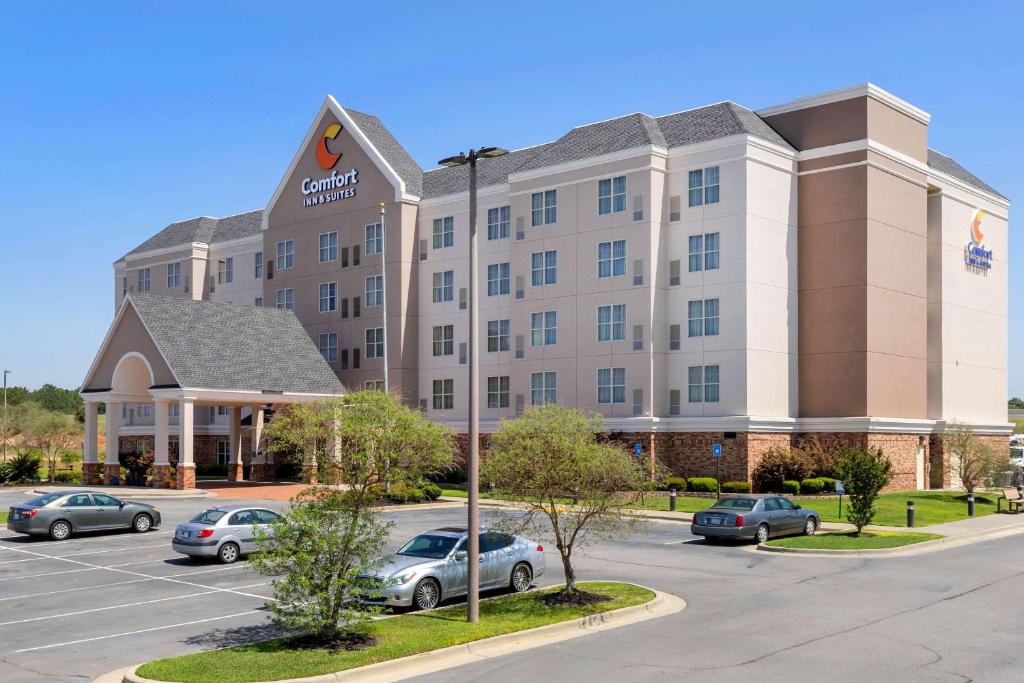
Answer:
964;209;993;270
301;123;359;207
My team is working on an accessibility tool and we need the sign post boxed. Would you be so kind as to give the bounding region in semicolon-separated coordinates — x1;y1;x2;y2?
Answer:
712;443;722;501
835;480;846;519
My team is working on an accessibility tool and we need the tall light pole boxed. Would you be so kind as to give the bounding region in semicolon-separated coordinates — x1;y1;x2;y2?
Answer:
379;203;389;394
438;146;508;623
2;370;9;463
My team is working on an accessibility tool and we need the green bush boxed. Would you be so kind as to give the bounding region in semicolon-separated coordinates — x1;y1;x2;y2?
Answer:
0;452;42;484
835;447;892;533
687;477;719;493
388;483;425;504
52;470;83;484
196;463;228;477
367;483;388;500
422;483;443;500
752;446;812;492
800;478;824;495
782;480;801;495
818;477;837;493
721;481;751;493
664;476;687;492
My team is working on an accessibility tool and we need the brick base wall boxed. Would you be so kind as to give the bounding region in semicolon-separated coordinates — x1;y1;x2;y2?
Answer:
83;463;102;485
928;433;1009;490
177;465;196;490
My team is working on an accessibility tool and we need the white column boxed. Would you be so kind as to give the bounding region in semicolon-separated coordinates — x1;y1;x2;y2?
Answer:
83;402;99;464
251;405;264;460
229;406;242;464
105;401;121;462
153;398;169;466
179;398;194;466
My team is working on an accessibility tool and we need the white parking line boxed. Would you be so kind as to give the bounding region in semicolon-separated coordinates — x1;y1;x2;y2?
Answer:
0;543;171;565
0;564;252;602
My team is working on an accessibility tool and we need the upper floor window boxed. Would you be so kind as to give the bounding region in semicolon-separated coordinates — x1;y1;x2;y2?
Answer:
688;364;720;403
487;319;510;352
688;298;719;337
487;206;510;240
688;232;720;272
218;258;233;284
597;367;626;404
365;275;383;307
319;232;338;262
530;311;557;346
255;251;263;279
276;288;294;310
432;270;454;302
319;333;338;362
487;262;510;296
597;304;626;342
432;324;454;357
365;222;383;255
137;268;150;293
433;378;454;410
365;327;385;358
276;240;294;270
487;376;510;409
432;216;454;249
166;262;181;288
598;176;627;215
169;403;179;418
319;282;337;312
530;250;557;286
597;240;626;278
531;190;557;226
688;166;720;207
530;371;557;406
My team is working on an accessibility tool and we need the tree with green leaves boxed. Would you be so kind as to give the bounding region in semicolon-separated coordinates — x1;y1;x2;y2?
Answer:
483;405;650;598
20;404;83;481
942;422;1003;493
834;447;892;533
31;384;82;415
1009;397;1024;410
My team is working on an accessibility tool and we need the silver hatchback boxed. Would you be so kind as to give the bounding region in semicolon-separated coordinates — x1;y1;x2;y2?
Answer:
172;505;284;564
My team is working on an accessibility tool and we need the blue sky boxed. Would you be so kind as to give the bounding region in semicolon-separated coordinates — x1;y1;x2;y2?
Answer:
0;1;1020;394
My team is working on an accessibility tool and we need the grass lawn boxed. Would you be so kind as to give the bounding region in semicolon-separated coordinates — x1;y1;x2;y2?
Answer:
765;529;942;550
0;511;6;524
136;582;654;683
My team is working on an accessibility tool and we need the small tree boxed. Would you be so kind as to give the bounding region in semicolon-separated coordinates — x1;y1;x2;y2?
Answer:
264;402;335;478
834;447;892;533
18;404;82;481
942;422;1002;493
484;406;649;599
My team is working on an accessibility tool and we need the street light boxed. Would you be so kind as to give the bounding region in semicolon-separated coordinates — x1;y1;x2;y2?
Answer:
438;146;508;624
2;370;9;463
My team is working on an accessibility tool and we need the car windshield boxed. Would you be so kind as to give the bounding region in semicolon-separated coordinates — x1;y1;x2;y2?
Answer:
397;534;461;559
23;493;64;507
189;510;227;525
711;498;757;510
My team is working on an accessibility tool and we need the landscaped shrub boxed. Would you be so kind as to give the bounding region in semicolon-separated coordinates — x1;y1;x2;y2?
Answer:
818;477;837;493
0;452;42;484
834;447;892;532
800;478;824;495
687;477;719;493
664;476;687;492
388;482;425;504
752;446;812;492
196;463;228;477
796;435;837;478
782;480;801;495
367;483;387;500
52;470;83;484
422;483;443;500
721;481;751;493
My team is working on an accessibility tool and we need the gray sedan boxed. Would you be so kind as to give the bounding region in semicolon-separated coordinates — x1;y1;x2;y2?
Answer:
6;491;161;540
172;505;284;564
364;527;545;610
691;495;819;544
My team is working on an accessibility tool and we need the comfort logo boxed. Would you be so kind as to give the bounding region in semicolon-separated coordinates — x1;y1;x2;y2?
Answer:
315;123;343;170
970;209;986;243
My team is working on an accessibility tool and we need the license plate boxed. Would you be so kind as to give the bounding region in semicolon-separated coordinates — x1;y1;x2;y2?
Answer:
178;530;190;539
709;517;722;526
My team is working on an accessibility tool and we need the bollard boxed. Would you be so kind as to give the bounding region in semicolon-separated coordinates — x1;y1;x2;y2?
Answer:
669;489;677;512
906;500;915;528
968;492;976;517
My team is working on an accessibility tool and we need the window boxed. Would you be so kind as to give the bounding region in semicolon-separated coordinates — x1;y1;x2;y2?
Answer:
122;276;127;297
137;268;150;292
530;311;557;346
530;372;557;405
365;327;384;358
166;262;180;288
225;257;233;283
365;222;383;255
597;367;626;404
276;288;294;310
255;251;263;278
319;282;337;312
217;441;230;466
319;232;338;262
598;176;627;215
669;259;681;286
319;333;338;362
704;298;720;336
669;195;681;222
688;166;720;207
432;271;454;302
365;380;385;391
688;366;703;403
353;347;360;369
217;405;229;416
669;389;681;416
487;262;510;296
276;240;294;269
169;403;179;418
432;379;454;410
432;216;454;249
138;404;151;418
487;319;510;352
704;364;720;402
255;297;263;307
597;240;626;278
704;232;720;270
487;206;510;240
688;365;720;403
432;325;454;356
353;296;360;317
688;232;720;273
531;189;557;226
688;298;719;336
341;246;349;267
597;304;626;341
669;324;681;350
487;376;510;409
353;245;360;266
341;348;349;369
530;250;557;286
365;275;383;307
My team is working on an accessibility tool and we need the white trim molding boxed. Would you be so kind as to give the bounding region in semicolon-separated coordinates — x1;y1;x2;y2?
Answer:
757;83;931;125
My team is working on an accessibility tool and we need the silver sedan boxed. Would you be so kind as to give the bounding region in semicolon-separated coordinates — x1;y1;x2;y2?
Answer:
691;495;820;544
6;491;161;540
171;505;284;564
364;527;545;610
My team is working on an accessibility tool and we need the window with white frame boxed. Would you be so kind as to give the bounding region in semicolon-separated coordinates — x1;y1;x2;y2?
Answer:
487;206;510;240
530;371;557;405
319;282;337;312
365;327;384;358
137;268;150;292
166;262;181;288
487;262;510;296
432;378;454;410
704;298;720;336
432;325;454;356
225;257;233;283
597;367;626;404
688;166;720;207
365;275;383;307
319;332;338;362
276;288;294;310
319;232;338;262
255;297;263;307
530;250;557;286
597;240;626;278
688;364;720;403
217;440;229;465
432;271;454;302
137;404;152;418
531;190;557;226
432;216;454;249
487;376;510;409
598;176;627;215
168;403;179;418
530;311;557;346
276;240;294;269
487;319;510;352
597;304;626;341
217;405;229;416
688;298;719;337
364;380;385;391
688;232;720;272
365;222;383;255
255;251;263;278
704;232;720;270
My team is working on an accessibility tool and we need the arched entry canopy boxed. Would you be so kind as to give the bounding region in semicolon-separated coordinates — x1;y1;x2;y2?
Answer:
80;293;345;488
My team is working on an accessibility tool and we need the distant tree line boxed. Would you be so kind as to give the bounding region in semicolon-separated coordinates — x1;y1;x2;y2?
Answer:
4;383;91;417
1010;398;1024;409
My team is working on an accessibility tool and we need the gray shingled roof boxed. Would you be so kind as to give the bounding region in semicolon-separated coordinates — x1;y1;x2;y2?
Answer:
128;293;344;395
656;102;790;148
347;108;424;197
422;143;556;198
123;210;263;259
515;113;668;173
927;149;1006;199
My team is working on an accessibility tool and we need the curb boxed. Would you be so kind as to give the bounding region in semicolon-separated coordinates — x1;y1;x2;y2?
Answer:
755;522;1024;557
110;585;685;683
31;486;214;499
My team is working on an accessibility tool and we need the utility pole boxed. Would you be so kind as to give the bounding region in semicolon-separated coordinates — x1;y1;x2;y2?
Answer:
2;370;9;463
379;203;389;394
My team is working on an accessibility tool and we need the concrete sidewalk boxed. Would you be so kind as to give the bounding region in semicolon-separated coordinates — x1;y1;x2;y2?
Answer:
31;484;213;499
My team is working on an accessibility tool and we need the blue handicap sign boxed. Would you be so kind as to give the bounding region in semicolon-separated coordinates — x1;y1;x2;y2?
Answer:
634;443;643;457
712;443;722;458
835;480;846;495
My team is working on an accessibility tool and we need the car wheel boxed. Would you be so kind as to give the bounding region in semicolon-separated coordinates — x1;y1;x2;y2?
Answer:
217;542;240;564
49;520;72;541
132;514;153;533
412;578;441;610
803;517;817;536
755;524;770;544
510;562;532;593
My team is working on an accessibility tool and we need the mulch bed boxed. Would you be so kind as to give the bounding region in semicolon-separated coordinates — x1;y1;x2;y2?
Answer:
286;631;377;652
537;589;612;608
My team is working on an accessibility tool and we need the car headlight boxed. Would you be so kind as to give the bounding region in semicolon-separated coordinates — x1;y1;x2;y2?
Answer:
393;571;417;585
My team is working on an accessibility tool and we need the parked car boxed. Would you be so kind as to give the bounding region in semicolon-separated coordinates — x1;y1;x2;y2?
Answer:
172;505;284;564
691;495;819;544
363;527;545;610
6;491;161;540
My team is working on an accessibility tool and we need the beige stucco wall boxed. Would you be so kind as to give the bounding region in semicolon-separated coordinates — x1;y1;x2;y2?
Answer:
83;303;177;391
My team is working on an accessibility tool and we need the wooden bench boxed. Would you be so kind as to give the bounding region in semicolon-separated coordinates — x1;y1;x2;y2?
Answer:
998;488;1024;513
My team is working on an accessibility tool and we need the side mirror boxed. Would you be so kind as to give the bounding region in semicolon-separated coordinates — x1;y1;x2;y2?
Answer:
793;504;802;510
454;550;468;561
